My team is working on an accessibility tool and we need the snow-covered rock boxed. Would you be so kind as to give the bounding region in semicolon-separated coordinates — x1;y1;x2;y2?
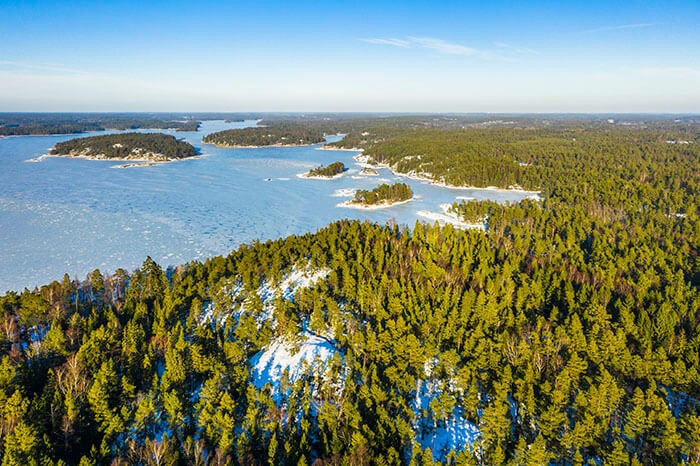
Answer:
250;331;339;392
200;264;330;326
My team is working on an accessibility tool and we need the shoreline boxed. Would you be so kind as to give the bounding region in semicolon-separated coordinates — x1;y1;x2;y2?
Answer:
202;140;322;148
352;154;541;196
359;168;379;176
316;145;364;152
2;126;195;139
27;152;207;166
417;203;486;230
297;171;347;180
336;197;414;210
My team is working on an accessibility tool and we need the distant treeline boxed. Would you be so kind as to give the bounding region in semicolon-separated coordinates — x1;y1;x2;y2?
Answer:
307;161;345;177
50;133;197;160
203;125;326;147
0;113;271;136
352;182;413;205
0;114;207;135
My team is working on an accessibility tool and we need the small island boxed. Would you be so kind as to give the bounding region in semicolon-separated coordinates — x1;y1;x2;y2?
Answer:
46;133;198;163
359;167;379;176
203;125;326;147
338;182;413;209
303;161;346;179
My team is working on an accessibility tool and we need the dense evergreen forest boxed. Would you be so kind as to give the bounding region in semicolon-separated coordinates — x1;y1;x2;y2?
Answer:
49;133;197;161
1;116;699;464
335;127;699;214
0;114;207;136
3;112;698;137
202;126;327;147
307;162;345;177
351;182;413;206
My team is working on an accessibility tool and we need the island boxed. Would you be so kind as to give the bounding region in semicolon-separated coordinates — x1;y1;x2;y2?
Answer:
303;161;346;179
203;125;326;147
338;182;413;209
0;114;202;136
45;133;198;162
359;167;379;176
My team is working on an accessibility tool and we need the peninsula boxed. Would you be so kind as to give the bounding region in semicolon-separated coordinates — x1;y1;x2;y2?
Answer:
47;133;197;162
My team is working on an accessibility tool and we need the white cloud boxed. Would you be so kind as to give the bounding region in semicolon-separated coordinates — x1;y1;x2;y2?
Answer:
360;38;410;47
361;36;485;58
407;37;480;56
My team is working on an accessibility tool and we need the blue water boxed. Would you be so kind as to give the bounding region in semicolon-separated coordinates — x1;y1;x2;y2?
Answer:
0;120;536;291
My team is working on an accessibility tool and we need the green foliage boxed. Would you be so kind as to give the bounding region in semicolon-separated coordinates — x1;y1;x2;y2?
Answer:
1;212;697;463
355;127;699;214
203;124;326;147
1;120;699;464
49;133;197;160
352;182;413;205
0;113;202;135
307;161;345;177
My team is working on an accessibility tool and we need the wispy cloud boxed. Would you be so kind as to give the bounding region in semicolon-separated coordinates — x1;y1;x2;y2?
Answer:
584;23;654;33
0;60;89;75
361;36;487;58
360;38;410;48
408;37;480;56
494;42;538;55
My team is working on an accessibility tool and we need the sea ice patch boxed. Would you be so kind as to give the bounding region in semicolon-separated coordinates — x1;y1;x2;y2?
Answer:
331;188;357;197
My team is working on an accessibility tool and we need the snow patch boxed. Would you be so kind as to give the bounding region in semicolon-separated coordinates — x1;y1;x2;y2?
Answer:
413;379;480;462
250;331;338;392
417;204;485;230
257;265;329;305
201;264;330;326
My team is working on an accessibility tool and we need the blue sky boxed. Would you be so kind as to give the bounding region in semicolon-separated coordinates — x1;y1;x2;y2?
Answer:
1;0;699;112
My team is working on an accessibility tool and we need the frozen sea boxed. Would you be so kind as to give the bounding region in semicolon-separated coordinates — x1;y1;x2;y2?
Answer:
0;120;537;291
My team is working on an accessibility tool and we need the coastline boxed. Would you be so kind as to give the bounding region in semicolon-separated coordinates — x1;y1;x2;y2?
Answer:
3;126;194;139
352;154;541;197
316;145;364;152
417;203;486;230
26;152;206;166
297;171;346;180
336;197;414;210
112;162;158;168
202;140;323;148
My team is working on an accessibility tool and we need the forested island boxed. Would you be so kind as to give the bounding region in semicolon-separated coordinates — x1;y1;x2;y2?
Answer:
304;161;345;178
343;182;413;207
202;125;326;147
47;133;197;162
0;114;202;136
0;114;699;464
